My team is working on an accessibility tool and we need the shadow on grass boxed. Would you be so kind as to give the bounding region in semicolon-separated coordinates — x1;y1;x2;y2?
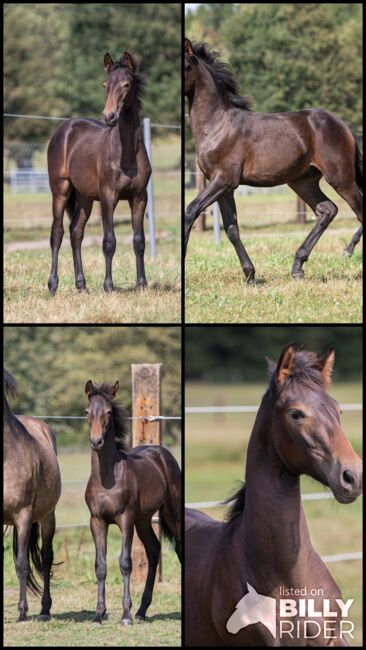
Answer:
44;609;102;623
143;611;181;623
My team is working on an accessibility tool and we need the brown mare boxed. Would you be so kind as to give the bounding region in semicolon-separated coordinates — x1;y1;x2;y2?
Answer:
47;50;151;294
3;370;61;621
84;380;181;625
184;39;363;283
185;345;362;646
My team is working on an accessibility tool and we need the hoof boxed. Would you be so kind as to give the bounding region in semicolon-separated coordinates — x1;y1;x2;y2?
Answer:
92;616;103;625
246;276;255;286
292;272;304;281
135;613;146;623
136;281;147;291
17;615;28;623
48;284;58;296
342;249;352;258
121;617;133;627
38;613;51;622
77;286;89;294
103;284;114;294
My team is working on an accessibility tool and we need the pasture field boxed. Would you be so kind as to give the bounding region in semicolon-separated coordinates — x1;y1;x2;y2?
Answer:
185;382;362;646
3;447;181;647
4;135;181;324
185;185;362;323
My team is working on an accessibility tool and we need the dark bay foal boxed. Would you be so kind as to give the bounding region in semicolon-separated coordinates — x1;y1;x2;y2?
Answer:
185;344;362;646
48;50;151;294
84;380;181;625
184;39;363;283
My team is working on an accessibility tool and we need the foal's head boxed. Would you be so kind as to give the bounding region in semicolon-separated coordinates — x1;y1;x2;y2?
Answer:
267;344;362;504
85;380;129;452
102;50;142;126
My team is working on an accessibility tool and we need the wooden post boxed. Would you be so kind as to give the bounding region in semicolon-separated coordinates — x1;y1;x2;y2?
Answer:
296;197;307;224
131;364;162;582
195;159;206;231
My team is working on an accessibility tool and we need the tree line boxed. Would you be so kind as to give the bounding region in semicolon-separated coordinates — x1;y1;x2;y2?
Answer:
4;3;180;154
4;326;181;447
185;3;362;154
185;326;362;382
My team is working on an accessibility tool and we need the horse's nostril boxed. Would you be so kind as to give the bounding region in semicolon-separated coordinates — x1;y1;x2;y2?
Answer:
342;469;356;488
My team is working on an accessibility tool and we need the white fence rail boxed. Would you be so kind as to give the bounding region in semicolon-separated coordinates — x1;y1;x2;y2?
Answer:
4;112;181;259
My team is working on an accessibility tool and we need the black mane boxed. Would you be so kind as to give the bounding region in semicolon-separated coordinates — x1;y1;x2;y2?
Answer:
191;41;252;110
224;481;246;524
89;383;131;453
110;61;145;112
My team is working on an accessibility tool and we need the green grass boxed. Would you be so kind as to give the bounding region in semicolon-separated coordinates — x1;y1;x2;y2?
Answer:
4;449;181;647
4;135;181;324
185;185;362;323
4;224;181;324
185;382;362;646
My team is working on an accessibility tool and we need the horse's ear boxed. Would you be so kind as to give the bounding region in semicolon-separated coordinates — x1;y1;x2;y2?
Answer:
121;50;136;72
111;380;119;398
85;380;94;398
104;52;114;73
317;347;335;387
184;38;193;55
274;343;296;385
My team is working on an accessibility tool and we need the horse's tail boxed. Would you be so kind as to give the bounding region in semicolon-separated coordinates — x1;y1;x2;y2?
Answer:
65;189;78;221
353;133;363;193
13;523;44;596
159;513;175;547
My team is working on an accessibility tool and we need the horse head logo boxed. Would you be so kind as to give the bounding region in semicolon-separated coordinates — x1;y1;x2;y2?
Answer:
226;582;276;638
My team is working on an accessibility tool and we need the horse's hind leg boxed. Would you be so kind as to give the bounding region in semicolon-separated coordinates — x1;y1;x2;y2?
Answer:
134;519;161;621
48;181;71;294
288;172;338;278
328;184;363;257
129;193;147;290
39;511;56;621
218;193;255;284
69;196;93;292
343;225;363;257
13;511;33;621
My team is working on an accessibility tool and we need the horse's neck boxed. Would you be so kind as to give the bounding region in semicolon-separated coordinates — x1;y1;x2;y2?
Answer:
91;422;122;483
116;106;141;143
240;397;312;581
3;400;22;456
188;66;226;142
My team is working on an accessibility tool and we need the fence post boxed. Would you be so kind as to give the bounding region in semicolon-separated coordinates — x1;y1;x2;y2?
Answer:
212;202;221;245
131;363;162;581
143;117;156;259
296;196;307;224
194;159;207;231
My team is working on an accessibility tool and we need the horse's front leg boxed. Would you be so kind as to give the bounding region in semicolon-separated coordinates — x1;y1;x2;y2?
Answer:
90;516;108;624
117;512;134;626
129;192;147;290
100;193;117;293
185;174;234;254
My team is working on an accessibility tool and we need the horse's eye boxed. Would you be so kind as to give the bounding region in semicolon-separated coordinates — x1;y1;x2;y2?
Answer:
85;409;89;415
289;409;304;421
